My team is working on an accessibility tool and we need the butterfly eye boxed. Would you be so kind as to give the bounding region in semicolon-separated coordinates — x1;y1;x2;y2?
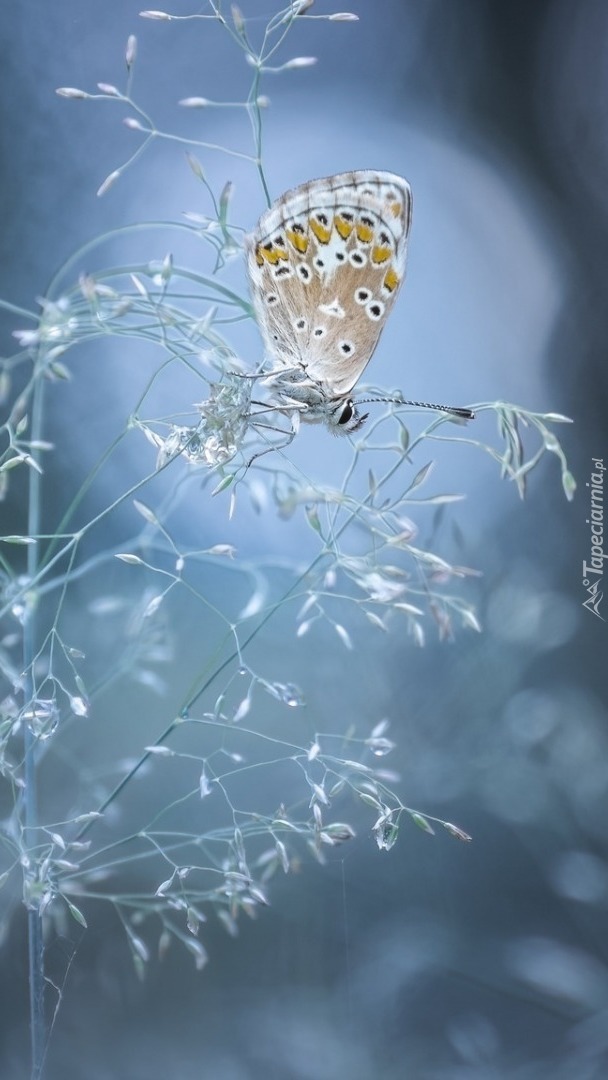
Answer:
333;401;368;433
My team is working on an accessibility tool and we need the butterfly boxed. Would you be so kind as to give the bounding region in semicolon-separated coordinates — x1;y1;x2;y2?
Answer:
245;169;473;434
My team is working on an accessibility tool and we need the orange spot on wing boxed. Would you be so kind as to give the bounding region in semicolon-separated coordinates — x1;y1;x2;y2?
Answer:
390;201;402;217
286;228;308;254
309;217;332;245
371;244;391;264
261;244;288;265
383;267;400;292
356;222;374;244
335;215;353;240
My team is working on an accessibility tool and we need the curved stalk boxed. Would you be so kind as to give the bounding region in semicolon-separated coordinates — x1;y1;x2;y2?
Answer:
23;362;47;1079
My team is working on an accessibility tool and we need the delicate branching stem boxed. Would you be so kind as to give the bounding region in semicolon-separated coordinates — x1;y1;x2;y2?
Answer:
23;365;47;1080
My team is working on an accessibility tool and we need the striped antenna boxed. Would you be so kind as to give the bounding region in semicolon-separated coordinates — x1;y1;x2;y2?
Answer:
355;396;474;421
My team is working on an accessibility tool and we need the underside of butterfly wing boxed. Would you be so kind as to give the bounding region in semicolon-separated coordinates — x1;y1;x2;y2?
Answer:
246;170;411;400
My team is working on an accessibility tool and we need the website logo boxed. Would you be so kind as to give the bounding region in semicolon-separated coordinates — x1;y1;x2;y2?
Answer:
582;458;605;620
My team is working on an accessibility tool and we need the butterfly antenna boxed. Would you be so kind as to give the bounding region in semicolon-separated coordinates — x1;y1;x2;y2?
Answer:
356;396;475;421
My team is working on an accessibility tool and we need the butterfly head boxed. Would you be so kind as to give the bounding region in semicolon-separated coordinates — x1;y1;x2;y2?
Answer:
329;397;369;434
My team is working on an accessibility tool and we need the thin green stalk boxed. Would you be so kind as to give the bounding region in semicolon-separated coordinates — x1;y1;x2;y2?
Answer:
23;362;47;1079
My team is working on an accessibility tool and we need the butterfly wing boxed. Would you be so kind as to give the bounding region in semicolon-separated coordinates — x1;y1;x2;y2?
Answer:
246;170;411;399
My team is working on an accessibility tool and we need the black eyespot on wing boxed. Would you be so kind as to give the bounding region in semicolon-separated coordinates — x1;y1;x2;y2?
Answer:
366;300;385;321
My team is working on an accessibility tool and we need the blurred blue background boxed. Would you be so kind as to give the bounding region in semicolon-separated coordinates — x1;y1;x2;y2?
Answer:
1;1;607;1077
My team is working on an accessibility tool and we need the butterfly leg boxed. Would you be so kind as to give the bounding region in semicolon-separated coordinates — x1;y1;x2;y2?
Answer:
245;421;298;467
